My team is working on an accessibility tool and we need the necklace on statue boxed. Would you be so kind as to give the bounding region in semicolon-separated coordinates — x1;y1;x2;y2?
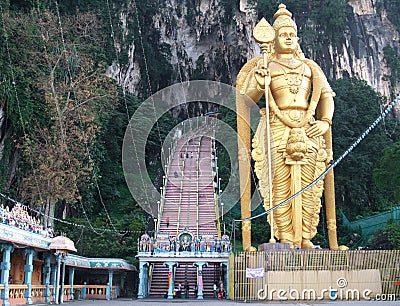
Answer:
276;61;305;94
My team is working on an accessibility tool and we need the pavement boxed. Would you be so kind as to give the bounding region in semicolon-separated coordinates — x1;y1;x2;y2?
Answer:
54;297;399;306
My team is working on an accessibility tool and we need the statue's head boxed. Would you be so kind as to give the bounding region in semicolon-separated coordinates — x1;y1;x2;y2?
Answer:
272;3;297;33
272;4;303;57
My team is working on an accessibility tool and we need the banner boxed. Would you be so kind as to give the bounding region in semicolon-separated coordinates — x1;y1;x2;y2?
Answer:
198;270;203;290
246;267;265;278
168;271;172;288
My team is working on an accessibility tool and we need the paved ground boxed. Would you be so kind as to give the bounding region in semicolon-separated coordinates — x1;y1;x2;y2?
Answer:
55;297;399;306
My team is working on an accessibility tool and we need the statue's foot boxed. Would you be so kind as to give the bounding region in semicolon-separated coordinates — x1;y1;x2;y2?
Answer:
301;239;315;249
246;246;257;252
329;244;349;250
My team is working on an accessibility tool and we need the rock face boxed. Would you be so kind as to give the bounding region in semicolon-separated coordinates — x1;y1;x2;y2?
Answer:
108;0;399;102
107;0;260;96
334;0;399;98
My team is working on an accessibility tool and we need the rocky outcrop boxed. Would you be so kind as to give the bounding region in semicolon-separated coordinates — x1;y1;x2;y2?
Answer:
336;0;399;98
108;0;400;102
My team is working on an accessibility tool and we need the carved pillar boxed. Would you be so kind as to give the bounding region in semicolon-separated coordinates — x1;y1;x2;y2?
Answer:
145;263;151;297
60;254;66;304
51;263;57;302
193;261;208;299
164;261;178;299
221;262;229;299
68;267;75;300
120;272;126;293
43;252;52;303
24;248;35;305
138;261;149;299
55;254;61;304
0;244;14;306
82;282;87;299
106;270;113;300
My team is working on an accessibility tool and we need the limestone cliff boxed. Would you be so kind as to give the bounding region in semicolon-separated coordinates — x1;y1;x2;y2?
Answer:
331;0;399;98
107;0;400;103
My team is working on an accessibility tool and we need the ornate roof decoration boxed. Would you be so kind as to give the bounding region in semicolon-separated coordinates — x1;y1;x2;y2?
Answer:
49;235;77;253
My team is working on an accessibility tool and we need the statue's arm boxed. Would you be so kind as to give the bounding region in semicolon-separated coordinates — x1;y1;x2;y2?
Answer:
306;93;334;138
239;58;267;103
304;60;335;138
244;83;264;102
316;91;334;124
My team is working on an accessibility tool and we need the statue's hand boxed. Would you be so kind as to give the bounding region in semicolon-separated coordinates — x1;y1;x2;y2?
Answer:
306;120;330;138
254;65;271;90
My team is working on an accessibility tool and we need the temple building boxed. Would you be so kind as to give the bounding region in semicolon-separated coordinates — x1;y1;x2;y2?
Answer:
0;204;137;305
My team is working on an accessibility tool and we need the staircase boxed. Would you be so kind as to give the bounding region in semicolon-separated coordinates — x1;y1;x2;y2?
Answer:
149;129;221;298
148;263;169;298
202;264;223;298
148;262;223;298
173;263;198;298
158;135;217;236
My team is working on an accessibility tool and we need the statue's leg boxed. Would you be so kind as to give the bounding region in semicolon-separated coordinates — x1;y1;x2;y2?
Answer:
272;156;294;244
300;146;322;249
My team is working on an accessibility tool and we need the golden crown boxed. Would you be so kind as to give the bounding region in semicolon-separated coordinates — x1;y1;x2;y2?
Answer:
272;4;297;32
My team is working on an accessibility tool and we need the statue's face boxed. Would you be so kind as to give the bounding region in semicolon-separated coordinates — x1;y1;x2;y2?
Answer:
275;26;298;54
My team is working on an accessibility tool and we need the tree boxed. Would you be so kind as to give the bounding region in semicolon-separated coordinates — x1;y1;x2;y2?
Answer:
373;141;400;202
366;220;400;250
332;77;395;217
2;9;117;226
19;56;117;226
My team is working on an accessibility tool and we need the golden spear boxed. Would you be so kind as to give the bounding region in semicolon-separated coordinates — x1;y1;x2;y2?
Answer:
252;18;276;243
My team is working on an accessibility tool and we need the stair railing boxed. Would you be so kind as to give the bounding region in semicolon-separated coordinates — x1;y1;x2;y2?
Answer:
184;139;194;231
157;137;176;233
211;135;222;238
176;138;189;236
148;263;154;296
195;137;202;238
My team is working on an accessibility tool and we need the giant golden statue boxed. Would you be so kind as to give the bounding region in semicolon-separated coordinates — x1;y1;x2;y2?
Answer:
236;4;347;250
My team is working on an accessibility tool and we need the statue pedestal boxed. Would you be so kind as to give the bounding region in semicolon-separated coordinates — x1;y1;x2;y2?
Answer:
258;242;291;252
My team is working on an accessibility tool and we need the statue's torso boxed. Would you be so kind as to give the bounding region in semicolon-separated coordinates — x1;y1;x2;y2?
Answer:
268;60;312;110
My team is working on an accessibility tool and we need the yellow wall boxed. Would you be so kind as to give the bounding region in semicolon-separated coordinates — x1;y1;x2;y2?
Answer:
9;252;43;285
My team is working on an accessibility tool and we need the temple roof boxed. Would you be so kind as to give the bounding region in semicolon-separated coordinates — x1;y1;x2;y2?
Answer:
65;254;137;271
0;222;52;249
49;235;77;253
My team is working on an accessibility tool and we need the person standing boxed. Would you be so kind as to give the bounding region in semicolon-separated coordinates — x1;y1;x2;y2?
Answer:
184;282;189;299
177;282;182;298
213;283;217;298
